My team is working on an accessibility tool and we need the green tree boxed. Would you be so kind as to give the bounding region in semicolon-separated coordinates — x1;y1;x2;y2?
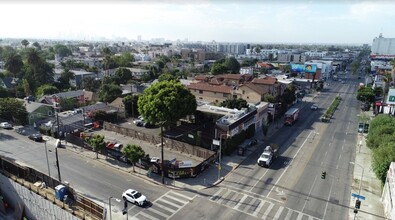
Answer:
357;87;375;103
263;94;276;103
5;51;23;78
123;94;139;118
60;97;78;111
115;67;132;84
138;80;197;126
83;76;101;92
0;98;28;125
211;62;227;75
99;83;122;103
122;144;145;172
280;84;297;105
21;39;29;48
372;142;395;185
158;73;176;82
54;44;72;58
32;42;41;50
366;115;395;149
22;79;32;96
36;84;59;98
114;52;134;67
88;134;105;159
57;68;75;90
220;98;248;110
224;57;241;73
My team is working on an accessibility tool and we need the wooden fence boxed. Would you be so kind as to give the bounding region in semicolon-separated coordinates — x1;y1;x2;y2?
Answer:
103;122;215;160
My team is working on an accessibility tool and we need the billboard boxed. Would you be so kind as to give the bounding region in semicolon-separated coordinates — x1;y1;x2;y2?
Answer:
387;89;395;105
291;64;305;73
304;64;317;73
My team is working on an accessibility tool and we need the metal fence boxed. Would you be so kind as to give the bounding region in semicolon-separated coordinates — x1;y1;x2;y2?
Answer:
0;156;104;220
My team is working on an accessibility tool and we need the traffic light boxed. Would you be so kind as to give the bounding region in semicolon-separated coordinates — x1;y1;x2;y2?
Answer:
354;209;358;214
321;171;326;179
355;199;361;209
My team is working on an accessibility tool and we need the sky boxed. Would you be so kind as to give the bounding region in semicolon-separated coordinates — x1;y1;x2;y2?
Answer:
1;0;395;45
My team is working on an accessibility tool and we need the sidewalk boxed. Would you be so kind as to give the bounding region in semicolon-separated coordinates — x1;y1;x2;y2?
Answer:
349;112;386;219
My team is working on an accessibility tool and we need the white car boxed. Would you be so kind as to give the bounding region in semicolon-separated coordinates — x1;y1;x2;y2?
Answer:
0;122;12;129
310;104;318;110
133;116;145;126
122;189;147;206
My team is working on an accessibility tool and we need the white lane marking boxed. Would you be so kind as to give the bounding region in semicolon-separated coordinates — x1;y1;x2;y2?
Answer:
285;209;293;219
243;197;257;212
252;200;265;217
249;167;270;192
234;194;248;210
268;131;315;197
154;202;177;213
216;189;232;204
210;188;224;201
158;198;182;209
137;211;160;220
274;206;284;219
262;203;275;219
146;206;171;218
169;191;195;201
296;212;304;220
323;179;334;220
302;175;317;212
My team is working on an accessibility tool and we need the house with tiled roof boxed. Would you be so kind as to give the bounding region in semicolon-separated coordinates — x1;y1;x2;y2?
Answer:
187;83;234;104
252;76;284;97
235;83;269;104
0;77;18;89
256;62;274;69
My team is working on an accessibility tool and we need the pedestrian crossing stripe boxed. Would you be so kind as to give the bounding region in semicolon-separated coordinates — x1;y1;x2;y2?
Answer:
132;191;196;220
210;188;321;220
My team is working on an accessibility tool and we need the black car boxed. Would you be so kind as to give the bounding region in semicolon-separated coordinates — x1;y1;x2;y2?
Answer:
237;146;247;156
28;134;43;142
247;139;257;147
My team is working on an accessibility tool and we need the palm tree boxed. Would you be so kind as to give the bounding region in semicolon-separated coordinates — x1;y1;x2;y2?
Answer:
5;52;23;78
21;39;29;48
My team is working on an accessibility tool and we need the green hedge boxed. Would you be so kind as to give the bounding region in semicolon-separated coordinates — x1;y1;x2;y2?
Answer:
224;130;246;155
321;95;342;122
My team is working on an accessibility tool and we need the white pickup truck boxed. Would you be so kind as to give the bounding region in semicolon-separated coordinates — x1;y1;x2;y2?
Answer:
257;145;278;167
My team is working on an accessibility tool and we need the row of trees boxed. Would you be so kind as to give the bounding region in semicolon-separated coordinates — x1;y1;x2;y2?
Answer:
88;134;145;172
366;115;395;185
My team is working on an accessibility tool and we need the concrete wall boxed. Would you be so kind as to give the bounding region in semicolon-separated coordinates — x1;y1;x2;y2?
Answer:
0;174;79;220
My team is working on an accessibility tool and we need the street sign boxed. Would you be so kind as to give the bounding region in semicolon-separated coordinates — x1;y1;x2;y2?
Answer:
352;193;366;200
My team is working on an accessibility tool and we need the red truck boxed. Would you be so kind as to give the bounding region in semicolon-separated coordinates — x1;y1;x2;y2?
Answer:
284;107;300;126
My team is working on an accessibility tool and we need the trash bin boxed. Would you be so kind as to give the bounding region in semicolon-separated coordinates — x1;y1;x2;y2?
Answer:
55;185;67;201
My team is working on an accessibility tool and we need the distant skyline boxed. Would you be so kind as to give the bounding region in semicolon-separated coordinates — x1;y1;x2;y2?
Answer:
1;0;395;45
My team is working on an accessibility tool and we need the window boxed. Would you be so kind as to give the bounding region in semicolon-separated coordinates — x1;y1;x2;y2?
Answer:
199;90;203;94
48;111;53;116
242;90;245;94
247;96;249;99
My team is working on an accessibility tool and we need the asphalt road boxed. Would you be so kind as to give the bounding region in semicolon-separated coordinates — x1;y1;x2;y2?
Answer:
212;77;360;220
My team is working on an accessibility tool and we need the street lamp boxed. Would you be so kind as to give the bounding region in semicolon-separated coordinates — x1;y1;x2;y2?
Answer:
350;162;364;219
108;196;121;220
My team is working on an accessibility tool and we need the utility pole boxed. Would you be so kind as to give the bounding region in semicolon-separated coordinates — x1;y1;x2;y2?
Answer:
55;147;61;182
161;125;165;184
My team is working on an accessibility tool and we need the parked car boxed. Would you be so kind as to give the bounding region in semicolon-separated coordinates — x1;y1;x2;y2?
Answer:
237;146;246;156
247;139;257;147
122;189;147;206
133;116;145;126
0;122;12;129
310;104;319;110
28;133;43;142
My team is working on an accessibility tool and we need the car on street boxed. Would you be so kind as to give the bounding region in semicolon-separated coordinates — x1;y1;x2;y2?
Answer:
246;139;257;147
28;133;43;142
0;122;13;129
311;104;319;110
122;189;147;206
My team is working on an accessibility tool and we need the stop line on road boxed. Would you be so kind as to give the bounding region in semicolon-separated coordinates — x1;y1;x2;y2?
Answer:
209;188;321;220
132;190;196;220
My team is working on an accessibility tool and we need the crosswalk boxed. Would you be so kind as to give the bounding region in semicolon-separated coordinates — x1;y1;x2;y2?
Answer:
209;188;321;220
132;191;196;220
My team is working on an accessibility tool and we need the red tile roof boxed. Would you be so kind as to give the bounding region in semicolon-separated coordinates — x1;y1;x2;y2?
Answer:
256;62;274;69
187;83;232;94
240;83;268;95
252;76;277;85
218;74;243;80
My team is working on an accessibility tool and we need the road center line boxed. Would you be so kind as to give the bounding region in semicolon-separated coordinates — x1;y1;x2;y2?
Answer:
267;131;315;197
249;168;270;192
323;179;334;220
302;175;317;212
